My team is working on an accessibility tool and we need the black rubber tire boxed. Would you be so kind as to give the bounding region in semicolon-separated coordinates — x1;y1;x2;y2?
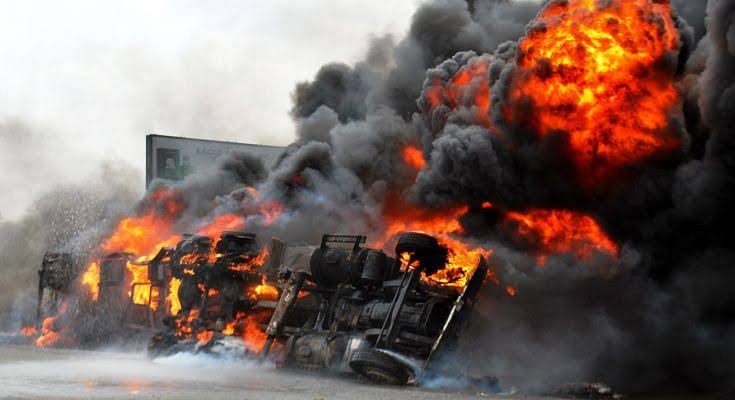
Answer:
395;232;448;275
395;232;440;255
348;349;413;385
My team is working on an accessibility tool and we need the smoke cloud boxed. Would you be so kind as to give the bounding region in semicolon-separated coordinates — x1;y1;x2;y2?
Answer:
0;161;141;330
5;0;734;396
281;0;735;394
0;0;416;221
672;0;708;40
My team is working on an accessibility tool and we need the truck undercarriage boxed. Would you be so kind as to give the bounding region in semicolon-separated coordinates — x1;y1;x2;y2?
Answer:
37;231;488;386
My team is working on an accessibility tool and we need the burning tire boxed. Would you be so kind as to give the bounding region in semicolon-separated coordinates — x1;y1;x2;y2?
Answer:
348;349;414;385
395;232;439;254
395;232;447;275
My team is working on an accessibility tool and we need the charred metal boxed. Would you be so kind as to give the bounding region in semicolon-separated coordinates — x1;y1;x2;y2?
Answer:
35;231;489;387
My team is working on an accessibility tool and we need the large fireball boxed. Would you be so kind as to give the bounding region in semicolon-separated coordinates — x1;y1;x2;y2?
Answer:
507;0;683;184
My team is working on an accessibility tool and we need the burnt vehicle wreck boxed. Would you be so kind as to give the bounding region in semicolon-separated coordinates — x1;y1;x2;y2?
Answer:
146;232;276;357
262;232;488;385
38;229;487;387
36;252;78;328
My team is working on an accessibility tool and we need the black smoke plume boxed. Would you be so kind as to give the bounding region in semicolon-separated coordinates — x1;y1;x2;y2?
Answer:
7;0;734;396
278;0;735;393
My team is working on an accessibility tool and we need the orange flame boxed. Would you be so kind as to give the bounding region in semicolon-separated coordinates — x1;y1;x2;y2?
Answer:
430;236;493;287
196;214;245;238
259;200;284;226
168;278;182;315
425;55;494;130
35;317;61;347
243;186;284;226
81;262;100;301
226;247;269;272
20;326;37;337
36;194;183;346
197;330;214;345
35;185;285;348
35;302;74;348
504;209;619;264
254;277;279;301
399;251;421;271
217;311;271;353
164;235;273;349
377;197;491;288
125;262;161;310
376;196;468;247
100;214;180;258
83;207;181;310
145;187;185;215
508;0;681;184
402;146;426;170
241;312;269;353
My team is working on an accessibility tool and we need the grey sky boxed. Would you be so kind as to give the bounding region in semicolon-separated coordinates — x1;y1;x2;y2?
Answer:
0;0;417;221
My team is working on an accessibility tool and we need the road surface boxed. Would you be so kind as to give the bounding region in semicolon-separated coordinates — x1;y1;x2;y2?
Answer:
0;344;536;400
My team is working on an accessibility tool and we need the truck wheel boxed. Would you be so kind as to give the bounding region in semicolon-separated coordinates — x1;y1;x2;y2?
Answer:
395;232;440;255
395;232;447;274
349;349;413;385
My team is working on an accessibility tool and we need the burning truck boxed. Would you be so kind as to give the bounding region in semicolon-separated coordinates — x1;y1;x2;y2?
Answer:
32;226;491;387
261;232;489;385
25;157;508;387
146;231;278;357
31;230;278;350
142;231;490;386
19;0;732;395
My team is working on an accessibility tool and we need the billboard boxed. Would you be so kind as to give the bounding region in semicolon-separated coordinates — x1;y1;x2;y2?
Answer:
146;134;285;188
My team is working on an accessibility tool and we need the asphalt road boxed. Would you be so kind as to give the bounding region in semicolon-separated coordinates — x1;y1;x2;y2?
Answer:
0;344;540;400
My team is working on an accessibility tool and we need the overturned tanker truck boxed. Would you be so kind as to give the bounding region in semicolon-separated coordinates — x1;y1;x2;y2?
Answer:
37;229;487;386
260;232;489;385
34;231;276;347
147;231;277;356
